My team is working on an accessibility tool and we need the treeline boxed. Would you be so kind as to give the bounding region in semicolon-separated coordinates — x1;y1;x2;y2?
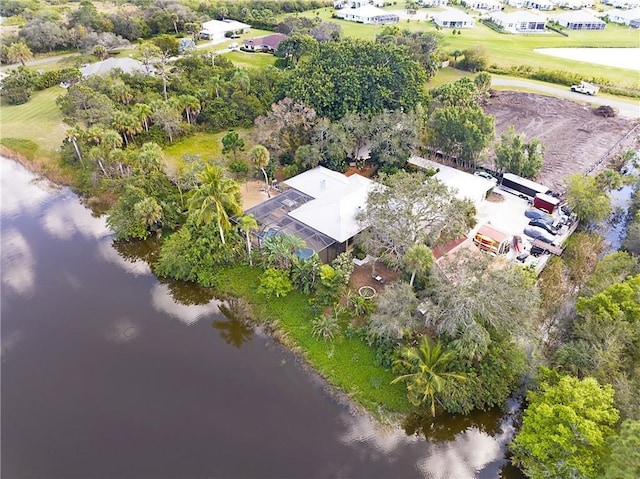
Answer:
0;0;329;58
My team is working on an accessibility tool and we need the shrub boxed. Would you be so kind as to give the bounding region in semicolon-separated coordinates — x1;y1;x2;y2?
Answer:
312;314;340;340
258;267;294;298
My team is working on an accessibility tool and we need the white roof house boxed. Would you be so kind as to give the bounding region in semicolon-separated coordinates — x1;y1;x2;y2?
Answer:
199;19;251;41
491;11;547;32
334;0;385;7
335;5;400;23
603;0;640;8
504;0;526;8
80;57;147;77
420;0;449;6
606;7;640;24
284;166;376;243
432;9;476;28
524;0;555;10
408;157;495;209
463;0;502;11
555;0;594;9
552;10;606;29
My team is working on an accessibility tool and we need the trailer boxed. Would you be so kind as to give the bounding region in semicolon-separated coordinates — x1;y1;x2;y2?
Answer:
533;193;560;214
500;173;551;199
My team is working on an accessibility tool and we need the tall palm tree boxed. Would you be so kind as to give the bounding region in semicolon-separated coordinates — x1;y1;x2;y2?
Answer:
232;71;250;94
392;336;466;417
249;145;270;198
132;103;152;132
237;214;258;266
65;126;85;165
7;41;32;66
403;244;434;287
178;94;201;125
187;165;242;244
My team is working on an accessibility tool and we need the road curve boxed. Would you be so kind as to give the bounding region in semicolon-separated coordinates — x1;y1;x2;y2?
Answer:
491;76;640;119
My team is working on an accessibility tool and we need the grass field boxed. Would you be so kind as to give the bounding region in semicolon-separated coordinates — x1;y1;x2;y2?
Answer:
0;87;67;153
163;128;256;170
293;8;639;88
221;50;278;69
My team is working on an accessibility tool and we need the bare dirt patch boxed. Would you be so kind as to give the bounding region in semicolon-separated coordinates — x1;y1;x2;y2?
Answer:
241;180;278;210
484;91;638;192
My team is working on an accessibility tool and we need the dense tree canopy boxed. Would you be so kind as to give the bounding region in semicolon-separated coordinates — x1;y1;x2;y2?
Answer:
511;370;619;479
285;39;427;120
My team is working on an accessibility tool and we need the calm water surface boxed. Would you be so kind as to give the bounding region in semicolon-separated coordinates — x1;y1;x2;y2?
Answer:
1;158;522;479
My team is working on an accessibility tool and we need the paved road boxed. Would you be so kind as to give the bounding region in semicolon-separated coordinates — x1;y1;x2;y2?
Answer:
491;76;640;119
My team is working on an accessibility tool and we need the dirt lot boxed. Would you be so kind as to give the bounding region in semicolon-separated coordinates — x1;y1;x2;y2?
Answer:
484;91;639;192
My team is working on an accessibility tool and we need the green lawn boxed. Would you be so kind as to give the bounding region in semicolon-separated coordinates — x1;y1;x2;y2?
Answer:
428;66;474;88
221;50;278;69
216;266;411;414
0;86;67;153
292;9;639;88
163;127;256;170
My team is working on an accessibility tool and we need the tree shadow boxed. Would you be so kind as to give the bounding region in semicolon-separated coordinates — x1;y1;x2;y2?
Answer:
212;298;254;348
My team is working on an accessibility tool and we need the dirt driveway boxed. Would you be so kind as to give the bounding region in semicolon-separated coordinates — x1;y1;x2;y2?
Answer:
484;91;639;192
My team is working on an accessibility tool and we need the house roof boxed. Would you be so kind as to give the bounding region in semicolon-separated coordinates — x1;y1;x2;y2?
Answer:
606;7;640;19
336;5;396;18
553;10;606;22
284;166;376;243
80;57;146;77
200;19;250;35
409;156;495;208
476;224;510;243
492;10;546;22
243;33;287;49
432;9;475;22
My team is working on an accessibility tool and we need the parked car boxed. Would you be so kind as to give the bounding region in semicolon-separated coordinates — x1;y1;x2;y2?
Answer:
528;219;557;235
474;171;497;183
228;42;239;49
523;227;555;244
524;208;553;224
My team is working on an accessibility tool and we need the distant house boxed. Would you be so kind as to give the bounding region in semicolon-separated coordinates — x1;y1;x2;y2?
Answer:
524;0;555;10
504;0;526;8
555;0;594;9
420;0;449;6
432;9;476;28
199;19;251;41
552;10;606;29
80;57;147;77
335;5;400;23
603;0;640;8
242;33;288;53
242;166;377;263
491;10;547;32
334;0;386;7
606;7;640;24
463;0;502;12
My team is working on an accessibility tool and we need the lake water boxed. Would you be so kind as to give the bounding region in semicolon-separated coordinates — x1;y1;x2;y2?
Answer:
0;157;523;478
534;47;640;72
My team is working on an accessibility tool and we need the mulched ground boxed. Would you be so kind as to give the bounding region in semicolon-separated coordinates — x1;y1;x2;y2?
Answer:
349;262;400;295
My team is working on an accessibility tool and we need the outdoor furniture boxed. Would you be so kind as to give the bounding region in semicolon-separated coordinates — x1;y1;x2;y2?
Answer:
373;275;385;284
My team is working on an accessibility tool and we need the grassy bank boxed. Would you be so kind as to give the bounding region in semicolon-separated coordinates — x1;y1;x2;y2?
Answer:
215;265;411;415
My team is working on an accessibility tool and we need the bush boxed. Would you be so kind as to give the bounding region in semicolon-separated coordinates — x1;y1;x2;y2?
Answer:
258;267;294;298
312;314;340;340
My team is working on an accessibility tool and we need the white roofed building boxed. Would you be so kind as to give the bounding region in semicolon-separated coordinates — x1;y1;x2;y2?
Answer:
432;9;476;28
335;5;400;23
491;11;547;32
199;19;251;41
463;0;502;11
606;7;640;24
242;167;377;262
80;57;147;77
552;10;606;28
524;0;555;10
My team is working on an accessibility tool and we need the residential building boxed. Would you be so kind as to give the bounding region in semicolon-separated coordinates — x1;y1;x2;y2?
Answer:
242;33;288;52
335;5;400;23
419;0;449;6
463;0;503;11
334;0;386;7
524;0;555;10
432;9;476;28
605;7;640;24
242;167;377;263
80;57;147;77
552;10;606;29
491;10;547;32
199;19;251;41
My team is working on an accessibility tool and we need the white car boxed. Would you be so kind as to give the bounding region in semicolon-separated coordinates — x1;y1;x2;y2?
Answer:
474;171;497;183
228;42;239;50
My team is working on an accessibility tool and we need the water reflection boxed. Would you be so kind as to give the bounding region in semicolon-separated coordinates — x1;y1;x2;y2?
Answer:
106;317;140;344
1;229;35;297
150;283;221;325
40;198;110;241
98;238;152;276
0;161;56;218
213;299;254;348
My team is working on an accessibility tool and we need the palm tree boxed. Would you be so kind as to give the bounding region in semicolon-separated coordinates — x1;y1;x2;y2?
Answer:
237;214;258;266
7;41;32;66
392;336;466;417
111;111;141;146
93;44;108;60
178;94;201;125
261;233;305;270
65;126;85;165
249;145;270;198
187;165;242;244
232;71;250;94
132;103;152;132
403;244;434;287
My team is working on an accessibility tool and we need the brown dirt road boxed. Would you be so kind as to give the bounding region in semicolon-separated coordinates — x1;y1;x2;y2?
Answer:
484;91;639;192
